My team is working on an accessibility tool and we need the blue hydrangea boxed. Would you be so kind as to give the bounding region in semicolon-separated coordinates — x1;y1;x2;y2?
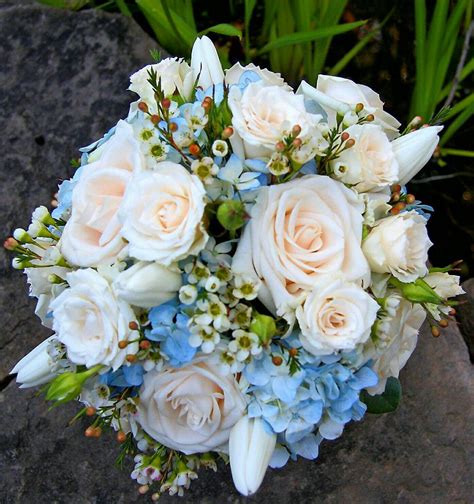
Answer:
99;364;145;391
147;302;196;367
243;344;378;465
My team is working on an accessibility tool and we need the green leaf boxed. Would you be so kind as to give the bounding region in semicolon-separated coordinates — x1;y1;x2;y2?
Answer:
256;20;367;56
361;377;402;414
37;0;88;9
199;23;242;39
251;313;277;344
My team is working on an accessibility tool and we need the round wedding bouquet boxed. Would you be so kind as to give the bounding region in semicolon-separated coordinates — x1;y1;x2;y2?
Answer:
7;36;463;498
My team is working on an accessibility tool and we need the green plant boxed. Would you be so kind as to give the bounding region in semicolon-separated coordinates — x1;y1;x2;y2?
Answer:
411;0;473;156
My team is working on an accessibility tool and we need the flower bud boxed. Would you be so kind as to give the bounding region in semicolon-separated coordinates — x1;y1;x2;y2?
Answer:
217;200;247;231
3;237;18;251
250;313;276;345
222;126;234;139
229;416;276;496
13;228;33;243
45;365;102;404
138;102;149;113
191;36;224;91
10;336;58;388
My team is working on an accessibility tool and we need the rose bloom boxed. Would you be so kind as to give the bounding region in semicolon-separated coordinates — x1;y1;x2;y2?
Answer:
315;75;401;138
228;80;324;159
50;268;138;370
366;299;426;395
119;162;208;265
137;356;246;454
424;272;464;300
225;62;291;89
60;121;144;267
363;211;432;283
331;124;399;192
296;276;379;356
129;57;194;105
232;175;370;317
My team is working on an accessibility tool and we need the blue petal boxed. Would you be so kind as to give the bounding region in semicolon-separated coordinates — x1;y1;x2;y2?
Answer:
298;400;323;424
237;70;262;90
290;433;321;460
351;366;378;390
122;364;145;387
269;445;290;468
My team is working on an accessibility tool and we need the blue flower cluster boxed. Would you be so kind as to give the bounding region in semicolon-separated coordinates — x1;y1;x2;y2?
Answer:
147;302;196;367
244;342;377;467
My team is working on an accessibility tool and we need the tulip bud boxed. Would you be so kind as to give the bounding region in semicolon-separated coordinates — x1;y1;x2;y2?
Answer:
10;336;58;388
392;126;442;186
113;261;182;309
229;416;276;496
190;36;224;91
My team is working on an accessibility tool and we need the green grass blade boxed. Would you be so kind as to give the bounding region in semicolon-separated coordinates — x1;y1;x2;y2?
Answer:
440;102;474;145
440;148;474;157
115;0;132;16
199;24;242;39
444;93;474;120
256;20;367;56
438;57;474;101
411;0;427;118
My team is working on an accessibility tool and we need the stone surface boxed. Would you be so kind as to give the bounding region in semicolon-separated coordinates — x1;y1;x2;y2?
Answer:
457;278;474;362
1;3;473;504
0;2;158;379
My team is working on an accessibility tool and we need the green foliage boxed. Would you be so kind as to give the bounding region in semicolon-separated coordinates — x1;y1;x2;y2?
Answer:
216;200;247;231
411;0;473;153
361;377;402;414
250;312;277;345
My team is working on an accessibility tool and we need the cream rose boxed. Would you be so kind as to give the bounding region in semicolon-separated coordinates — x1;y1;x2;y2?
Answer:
232;175;370;317
331;124;399;192
50;268;138;370
119;162;208;265
60;121;144;267
367;300;426;395
298;76;400;139
129;58;194;104
225;63;291;89
362;211;432;283
137;356;246;454
296;276;379;356
228;81;324;159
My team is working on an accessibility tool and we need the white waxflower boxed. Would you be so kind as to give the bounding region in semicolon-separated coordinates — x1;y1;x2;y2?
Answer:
233;275;261;301
229;303;253;330
195;294;230;331
267;153;290;176
212;263;233;283
218;285;240;308
185;260;211;285
229;330;262;361
179;284;198;305
204;275;221;293
189;325;220;353
212;140;229;157
141;138;169;168
191;157;219;185
182;104;208;131
213;345;245;375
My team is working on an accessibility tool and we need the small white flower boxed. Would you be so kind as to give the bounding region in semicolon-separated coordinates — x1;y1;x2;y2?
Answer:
214;346;245;375
142;139;169;168
229;303;252;330
267;153;290;176
191;157;219;185
233;275;261;300
179;284;198;305
205;275;221;293
189;324;220;353
228;330;261;361
182;104;208;131
195;294;230;331
219;285;240;308
185;261;210;285
212;140;229;157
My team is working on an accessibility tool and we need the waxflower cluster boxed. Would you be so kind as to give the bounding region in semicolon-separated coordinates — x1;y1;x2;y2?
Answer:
7;36;463;499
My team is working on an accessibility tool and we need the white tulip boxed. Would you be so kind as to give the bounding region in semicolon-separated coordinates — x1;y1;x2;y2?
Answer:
11;336;57;388
392;126;442;185
113;261;182;308
191;36;224;90
229;416;276;496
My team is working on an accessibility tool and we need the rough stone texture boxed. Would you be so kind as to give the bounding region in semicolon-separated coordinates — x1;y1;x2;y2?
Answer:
0;2;158;379
0;4;473;504
457;278;474;362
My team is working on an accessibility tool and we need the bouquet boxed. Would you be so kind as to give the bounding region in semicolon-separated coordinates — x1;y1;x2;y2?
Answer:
7;36;464;499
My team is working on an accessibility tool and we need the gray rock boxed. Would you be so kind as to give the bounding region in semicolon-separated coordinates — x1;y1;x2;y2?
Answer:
1;4;473;504
457;278;474;361
0;3;158;379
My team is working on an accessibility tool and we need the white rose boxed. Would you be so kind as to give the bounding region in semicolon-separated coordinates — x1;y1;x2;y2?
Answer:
331;124;399;192
225;62;291;89
228;81;324;159
119;162;208;265
367;300;426;395
129;58;194;104
191;36;224;91
424;272;464;299
363;211;432;283
137;356;246;454
296;276;379;356
50;269;138;370
60;121;145;267
232;175;370;317
113;261;182;308
298;76;401;138
391;126;442;186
